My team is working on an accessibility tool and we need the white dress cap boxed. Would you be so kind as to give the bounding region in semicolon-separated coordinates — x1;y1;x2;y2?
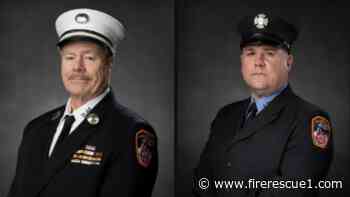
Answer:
55;8;125;54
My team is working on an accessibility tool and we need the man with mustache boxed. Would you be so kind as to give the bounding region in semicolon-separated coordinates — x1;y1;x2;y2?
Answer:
8;8;158;197
194;13;333;197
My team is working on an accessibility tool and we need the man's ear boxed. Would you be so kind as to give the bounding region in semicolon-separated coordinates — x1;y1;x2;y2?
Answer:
105;56;113;69
286;54;293;71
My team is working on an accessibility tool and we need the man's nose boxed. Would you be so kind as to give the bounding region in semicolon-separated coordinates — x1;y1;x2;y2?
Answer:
73;56;86;72
254;53;266;67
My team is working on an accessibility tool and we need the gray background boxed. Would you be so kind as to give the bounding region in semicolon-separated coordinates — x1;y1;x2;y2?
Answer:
1;0;350;196
0;0;174;197
176;0;349;196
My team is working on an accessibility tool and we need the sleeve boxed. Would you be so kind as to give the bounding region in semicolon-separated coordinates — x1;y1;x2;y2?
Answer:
98;123;158;197
192;135;215;197
193;108;226;197
7;122;33;197
7;145;22;197
256;112;334;197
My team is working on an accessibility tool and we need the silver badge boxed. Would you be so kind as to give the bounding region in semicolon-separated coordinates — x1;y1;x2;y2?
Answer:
75;13;90;24
87;113;99;125
254;13;268;29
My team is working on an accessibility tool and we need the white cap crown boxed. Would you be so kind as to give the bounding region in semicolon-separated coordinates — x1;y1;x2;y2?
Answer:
55;8;125;54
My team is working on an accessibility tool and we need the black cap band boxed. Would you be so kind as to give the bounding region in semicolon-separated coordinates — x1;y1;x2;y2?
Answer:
59;29;114;48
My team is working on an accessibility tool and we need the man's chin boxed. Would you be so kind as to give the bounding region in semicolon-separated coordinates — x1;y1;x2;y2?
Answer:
247;84;272;98
65;88;88;98
248;82;268;91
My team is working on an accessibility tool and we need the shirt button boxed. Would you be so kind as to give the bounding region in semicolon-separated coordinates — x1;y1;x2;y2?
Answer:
227;162;231;167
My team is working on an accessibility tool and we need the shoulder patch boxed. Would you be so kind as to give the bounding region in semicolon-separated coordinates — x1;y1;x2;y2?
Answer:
135;129;155;168
311;115;331;149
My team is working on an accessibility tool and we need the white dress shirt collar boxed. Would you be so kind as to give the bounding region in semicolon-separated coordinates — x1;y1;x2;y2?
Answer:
48;87;110;157
63;87;110;121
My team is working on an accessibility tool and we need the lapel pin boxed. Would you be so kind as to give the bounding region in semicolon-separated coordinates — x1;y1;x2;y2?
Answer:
87;113;100;125
51;110;62;120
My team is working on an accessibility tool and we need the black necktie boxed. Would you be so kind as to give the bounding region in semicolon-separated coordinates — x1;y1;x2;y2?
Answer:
243;102;257;127
52;115;75;156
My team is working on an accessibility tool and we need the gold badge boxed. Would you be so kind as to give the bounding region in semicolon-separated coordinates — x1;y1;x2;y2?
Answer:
87;113;99;125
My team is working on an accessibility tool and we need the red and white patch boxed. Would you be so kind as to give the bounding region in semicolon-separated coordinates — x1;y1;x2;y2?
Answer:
311;116;331;149
135;129;155;168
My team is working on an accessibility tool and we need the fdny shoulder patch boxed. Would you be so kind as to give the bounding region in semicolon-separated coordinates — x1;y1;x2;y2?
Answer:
135;129;155;168
311;115;331;149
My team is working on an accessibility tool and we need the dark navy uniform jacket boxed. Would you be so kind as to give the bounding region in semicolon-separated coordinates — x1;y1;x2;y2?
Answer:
194;85;333;197
8;91;158;197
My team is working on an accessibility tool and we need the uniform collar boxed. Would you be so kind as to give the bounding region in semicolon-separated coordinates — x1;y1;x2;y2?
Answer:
251;84;288;113
62;87;110;121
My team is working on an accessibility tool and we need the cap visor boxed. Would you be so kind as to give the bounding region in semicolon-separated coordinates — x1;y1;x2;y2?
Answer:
241;36;290;52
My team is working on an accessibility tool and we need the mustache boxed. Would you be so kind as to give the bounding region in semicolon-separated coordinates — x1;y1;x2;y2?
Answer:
251;72;266;75
68;74;91;80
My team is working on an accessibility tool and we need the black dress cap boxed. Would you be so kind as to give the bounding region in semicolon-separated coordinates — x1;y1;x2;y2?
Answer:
237;13;299;52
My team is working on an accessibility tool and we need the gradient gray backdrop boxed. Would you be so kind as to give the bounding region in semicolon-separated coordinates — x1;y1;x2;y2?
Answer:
0;0;174;197
177;0;349;196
